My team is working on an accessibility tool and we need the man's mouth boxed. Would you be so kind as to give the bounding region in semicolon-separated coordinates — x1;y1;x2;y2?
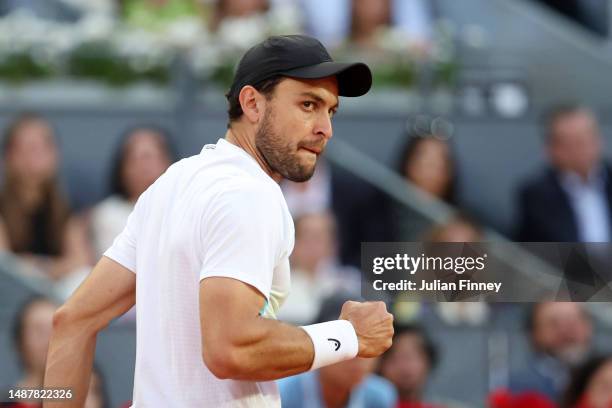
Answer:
300;146;323;155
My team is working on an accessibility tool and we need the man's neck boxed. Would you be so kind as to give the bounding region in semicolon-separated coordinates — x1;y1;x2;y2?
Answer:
224;127;283;183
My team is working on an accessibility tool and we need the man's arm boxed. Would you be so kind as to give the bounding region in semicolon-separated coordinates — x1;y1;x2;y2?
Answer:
43;256;136;407
200;277;393;381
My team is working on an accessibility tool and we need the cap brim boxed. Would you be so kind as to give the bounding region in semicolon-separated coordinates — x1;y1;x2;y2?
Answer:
282;61;372;97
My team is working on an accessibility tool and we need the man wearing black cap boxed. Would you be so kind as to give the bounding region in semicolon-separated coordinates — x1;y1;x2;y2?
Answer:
43;35;394;407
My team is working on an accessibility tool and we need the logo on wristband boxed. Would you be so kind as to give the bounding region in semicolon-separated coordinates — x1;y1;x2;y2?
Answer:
327;338;341;351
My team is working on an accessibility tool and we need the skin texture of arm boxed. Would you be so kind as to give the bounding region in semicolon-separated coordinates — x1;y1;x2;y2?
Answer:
43;256;135;407
200;277;315;381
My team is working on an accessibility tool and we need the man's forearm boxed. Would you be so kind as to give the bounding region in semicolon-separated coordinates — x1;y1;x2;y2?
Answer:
43;315;98;407
41;257;136;406
205;317;316;381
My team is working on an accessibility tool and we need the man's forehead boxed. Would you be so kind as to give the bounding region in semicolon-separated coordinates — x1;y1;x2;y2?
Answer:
279;77;339;105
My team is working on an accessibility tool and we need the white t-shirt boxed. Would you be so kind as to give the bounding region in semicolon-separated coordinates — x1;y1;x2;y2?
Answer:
104;138;294;407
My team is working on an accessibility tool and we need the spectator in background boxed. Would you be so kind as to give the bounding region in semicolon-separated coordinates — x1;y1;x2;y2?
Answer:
279;293;397;408
119;0;206;50
282;158;395;268
378;324;443;408
2;298;107;407
424;215;489;327
393;132;458;241
518;105;612;242
0;113;91;281
509;302;594;403
563;354;612;408
276;211;359;325
424;213;482;243
301;0;433;51
399;133;456;205
349;0;392;48
10;297;57;393
89;125;174;259
209;0;269;31
209;0;302;48
3;297;108;408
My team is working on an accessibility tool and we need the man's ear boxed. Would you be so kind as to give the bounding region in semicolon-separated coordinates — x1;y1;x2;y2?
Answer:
239;86;264;124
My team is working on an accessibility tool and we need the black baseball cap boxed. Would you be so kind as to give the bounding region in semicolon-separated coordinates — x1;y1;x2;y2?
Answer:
228;35;372;99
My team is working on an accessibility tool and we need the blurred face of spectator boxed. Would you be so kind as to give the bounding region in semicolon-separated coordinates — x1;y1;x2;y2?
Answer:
404;138;453;199
290;212;336;274
319;357;377;392
532;302;592;364
380;332;430;400
19;300;56;374
352;0;390;37
584;359;612;408
548;110;602;178
5;119;58;184
429;219;481;242
219;0;267;17
121;130;172;201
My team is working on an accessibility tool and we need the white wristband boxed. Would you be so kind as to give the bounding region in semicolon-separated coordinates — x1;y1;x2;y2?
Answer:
301;320;359;370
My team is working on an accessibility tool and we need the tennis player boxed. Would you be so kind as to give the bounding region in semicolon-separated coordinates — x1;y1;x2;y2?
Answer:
43;35;393;407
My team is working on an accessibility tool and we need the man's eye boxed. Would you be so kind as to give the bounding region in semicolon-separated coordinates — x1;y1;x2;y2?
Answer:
303;101;314;109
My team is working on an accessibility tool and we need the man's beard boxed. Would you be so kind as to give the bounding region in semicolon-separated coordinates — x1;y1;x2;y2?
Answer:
255;108;317;182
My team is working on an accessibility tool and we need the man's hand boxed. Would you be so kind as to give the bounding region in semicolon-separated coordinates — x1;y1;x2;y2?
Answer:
339;301;394;358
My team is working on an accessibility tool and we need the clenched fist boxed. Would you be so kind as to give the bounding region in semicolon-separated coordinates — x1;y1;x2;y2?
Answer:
339;301;394;358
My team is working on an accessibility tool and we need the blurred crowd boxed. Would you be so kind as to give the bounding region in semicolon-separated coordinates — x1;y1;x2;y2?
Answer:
0;0;436;52
0;101;611;407
4;292;612;408
3;103;610;290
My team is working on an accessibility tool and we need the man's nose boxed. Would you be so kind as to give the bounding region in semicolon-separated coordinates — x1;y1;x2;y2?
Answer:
314;111;333;140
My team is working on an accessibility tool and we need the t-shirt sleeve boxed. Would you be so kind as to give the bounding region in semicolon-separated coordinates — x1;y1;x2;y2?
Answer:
103;193;147;273
199;182;284;300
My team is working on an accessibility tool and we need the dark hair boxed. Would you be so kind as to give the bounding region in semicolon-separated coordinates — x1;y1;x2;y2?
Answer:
2;112;51;154
225;75;285;128
12;296;57;369
396;131;457;204
525;302;543;334
562;354;612;408
542;103;590;142
378;323;438;371
109;124;176;199
0;112;69;255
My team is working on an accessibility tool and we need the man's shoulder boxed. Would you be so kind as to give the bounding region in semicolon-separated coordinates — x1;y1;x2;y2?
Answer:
210;173;281;202
172;153;279;198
